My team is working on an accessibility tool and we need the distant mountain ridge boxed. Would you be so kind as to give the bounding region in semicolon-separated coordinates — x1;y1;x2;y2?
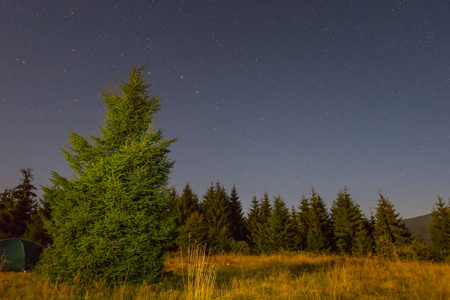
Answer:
403;214;432;244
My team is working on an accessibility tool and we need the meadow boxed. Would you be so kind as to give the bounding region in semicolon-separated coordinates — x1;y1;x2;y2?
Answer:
1;249;449;299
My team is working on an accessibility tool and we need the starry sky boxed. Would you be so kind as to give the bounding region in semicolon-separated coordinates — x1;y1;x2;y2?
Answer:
1;0;449;218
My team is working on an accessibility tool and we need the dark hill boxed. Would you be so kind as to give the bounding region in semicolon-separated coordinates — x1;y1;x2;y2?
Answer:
403;214;432;244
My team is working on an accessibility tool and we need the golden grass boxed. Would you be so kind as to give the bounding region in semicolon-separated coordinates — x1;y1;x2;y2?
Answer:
183;245;218;300
212;253;450;299
1;252;449;299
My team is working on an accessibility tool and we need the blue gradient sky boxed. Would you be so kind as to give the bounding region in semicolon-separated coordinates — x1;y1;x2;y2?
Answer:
1;1;449;218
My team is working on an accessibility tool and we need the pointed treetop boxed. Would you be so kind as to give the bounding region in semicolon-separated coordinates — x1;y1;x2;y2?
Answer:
99;65;161;149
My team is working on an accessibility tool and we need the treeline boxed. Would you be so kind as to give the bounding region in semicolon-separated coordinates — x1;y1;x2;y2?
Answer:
1;170;449;261
169;182;450;261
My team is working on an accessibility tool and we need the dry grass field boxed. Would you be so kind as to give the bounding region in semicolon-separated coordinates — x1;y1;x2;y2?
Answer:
1;249;449;299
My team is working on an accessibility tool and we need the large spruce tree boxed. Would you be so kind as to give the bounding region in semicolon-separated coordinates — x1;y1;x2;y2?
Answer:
38;66;176;283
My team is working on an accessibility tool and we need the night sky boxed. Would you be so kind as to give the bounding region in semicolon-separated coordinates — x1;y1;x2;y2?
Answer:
1;1;449;218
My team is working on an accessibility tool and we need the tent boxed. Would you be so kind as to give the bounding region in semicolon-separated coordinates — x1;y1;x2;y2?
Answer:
0;238;42;271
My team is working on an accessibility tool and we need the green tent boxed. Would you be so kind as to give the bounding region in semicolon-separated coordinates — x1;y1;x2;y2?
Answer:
0;238;42;271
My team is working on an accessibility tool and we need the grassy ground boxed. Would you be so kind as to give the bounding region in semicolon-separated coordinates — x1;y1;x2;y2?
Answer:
1;250;449;299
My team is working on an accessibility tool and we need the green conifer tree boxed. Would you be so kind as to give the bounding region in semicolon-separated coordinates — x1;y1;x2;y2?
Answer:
178;210;208;251
38;66;176;283
429;196;450;260
200;182;233;252
297;195;310;251
257;192;272;253
374;193;412;258
306;189;332;253
0;189;15;239
0;169;39;239
331;187;370;255
171;183;199;227
228;185;248;242
169;183;201;250
246;192;272;254
268;196;289;252
246;195;261;253
285;206;301;252
12;169;37;234
352;215;374;256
